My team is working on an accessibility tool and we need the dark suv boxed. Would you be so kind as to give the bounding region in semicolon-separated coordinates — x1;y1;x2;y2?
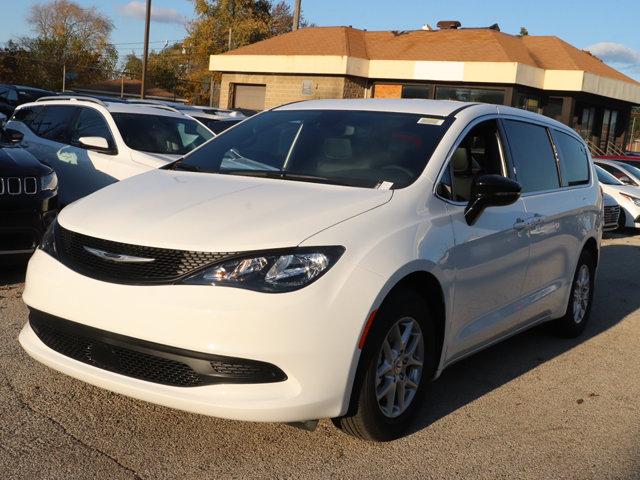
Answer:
0;84;56;118
0;129;58;260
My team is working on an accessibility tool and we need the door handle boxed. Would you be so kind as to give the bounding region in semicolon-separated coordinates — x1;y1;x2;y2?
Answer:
513;214;546;230
513;218;530;230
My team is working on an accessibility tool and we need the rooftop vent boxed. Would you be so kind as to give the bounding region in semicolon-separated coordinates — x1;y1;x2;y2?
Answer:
437;20;461;30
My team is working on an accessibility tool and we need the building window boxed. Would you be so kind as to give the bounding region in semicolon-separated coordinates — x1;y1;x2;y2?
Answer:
435;86;504;104
578;106;596;139
514;92;541;113
401;84;430;99
543;97;563;121
600;109;619;152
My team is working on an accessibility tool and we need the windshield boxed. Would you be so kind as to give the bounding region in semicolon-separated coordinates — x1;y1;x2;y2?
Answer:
595;165;623;185
173;110;450;189
618;161;640;178
193;117;242;134
112;113;213;155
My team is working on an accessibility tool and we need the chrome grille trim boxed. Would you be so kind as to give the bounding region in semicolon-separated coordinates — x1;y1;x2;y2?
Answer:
0;176;39;195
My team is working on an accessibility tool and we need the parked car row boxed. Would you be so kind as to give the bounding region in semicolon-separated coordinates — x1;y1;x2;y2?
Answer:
1;93;247;259
2;94;638;441
10;98;607;442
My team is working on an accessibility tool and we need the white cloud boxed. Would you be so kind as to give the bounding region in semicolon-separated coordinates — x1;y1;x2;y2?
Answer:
120;1;185;25
585;42;640;66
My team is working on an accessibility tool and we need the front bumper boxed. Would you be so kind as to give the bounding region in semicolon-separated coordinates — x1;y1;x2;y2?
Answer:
20;249;382;422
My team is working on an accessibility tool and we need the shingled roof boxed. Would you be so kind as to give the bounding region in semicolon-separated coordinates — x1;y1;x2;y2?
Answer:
221;26;639;86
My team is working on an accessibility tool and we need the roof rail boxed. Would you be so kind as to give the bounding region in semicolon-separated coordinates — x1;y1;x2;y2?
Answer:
126;102;181;114
36;95;108;107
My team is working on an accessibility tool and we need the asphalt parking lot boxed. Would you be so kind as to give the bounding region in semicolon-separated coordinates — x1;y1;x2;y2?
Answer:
1;234;639;480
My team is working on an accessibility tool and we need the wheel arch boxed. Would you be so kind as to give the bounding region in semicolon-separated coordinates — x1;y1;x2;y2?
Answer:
582;236;599;267
341;265;448;417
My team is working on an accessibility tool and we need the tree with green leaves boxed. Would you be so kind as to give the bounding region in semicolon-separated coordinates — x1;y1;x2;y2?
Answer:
12;0;117;90
179;0;308;102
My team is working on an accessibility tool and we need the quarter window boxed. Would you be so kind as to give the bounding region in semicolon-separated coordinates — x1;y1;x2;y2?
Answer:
503;120;560;193
552;131;590;186
439;120;506;202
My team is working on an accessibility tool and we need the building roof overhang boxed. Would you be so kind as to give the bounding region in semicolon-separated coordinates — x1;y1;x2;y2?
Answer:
209;53;640;104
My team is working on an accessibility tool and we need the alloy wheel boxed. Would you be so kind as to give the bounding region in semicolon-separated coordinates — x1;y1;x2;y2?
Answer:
375;317;424;418
572;264;590;324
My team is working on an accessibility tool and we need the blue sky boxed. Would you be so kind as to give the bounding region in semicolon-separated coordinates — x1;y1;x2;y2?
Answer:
1;0;639;79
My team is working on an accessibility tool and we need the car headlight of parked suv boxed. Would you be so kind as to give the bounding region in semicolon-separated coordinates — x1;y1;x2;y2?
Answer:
183;247;345;292
40;171;58;191
39;218;58;257
620;193;640;207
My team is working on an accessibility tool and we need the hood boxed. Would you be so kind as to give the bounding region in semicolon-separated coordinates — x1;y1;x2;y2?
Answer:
58;169;393;252
0;144;51;176
129;149;181;168
601;183;640;198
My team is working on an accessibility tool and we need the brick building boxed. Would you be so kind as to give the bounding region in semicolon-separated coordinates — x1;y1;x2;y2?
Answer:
210;24;640;154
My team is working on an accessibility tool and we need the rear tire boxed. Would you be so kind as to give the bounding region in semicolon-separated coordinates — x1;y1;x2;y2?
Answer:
553;249;595;338
333;289;437;441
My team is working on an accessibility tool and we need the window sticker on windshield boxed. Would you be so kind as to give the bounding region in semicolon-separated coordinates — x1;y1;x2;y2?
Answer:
377;181;394;190
417;117;444;126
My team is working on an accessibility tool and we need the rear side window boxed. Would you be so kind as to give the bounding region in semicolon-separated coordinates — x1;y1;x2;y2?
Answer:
70;107;115;149
33;105;78;143
503;120;560;193
552;131;590;186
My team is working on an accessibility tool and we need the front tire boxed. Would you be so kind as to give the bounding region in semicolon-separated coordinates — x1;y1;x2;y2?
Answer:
553;249;595;338
333;289;437;441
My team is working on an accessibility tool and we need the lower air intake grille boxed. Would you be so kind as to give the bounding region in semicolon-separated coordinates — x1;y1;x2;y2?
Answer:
603;205;620;225
56;225;236;284
29;310;287;387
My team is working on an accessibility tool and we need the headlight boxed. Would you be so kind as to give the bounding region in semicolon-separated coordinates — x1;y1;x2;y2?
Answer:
182;246;345;292
41;171;58;191
621;193;640;207
39;218;58;258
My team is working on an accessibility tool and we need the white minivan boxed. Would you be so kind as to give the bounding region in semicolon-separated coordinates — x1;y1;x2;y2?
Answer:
6;96;213;205
19;99;602;441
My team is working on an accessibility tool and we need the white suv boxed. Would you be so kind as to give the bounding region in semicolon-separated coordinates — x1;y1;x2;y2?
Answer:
6;96;213;205
19;99;602;441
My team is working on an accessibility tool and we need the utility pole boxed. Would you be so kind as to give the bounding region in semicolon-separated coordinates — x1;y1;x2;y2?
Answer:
62;64;66;92
292;0;301;31
140;0;152;99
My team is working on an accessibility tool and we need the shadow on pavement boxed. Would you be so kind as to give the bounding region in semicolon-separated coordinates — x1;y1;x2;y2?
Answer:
412;241;640;433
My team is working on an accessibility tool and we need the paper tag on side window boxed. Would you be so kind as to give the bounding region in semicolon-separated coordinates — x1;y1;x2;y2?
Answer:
377;181;394;190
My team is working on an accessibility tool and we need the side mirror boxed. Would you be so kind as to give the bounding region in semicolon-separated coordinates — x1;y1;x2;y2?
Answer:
4;128;23;143
464;174;522;225
78;136;109;151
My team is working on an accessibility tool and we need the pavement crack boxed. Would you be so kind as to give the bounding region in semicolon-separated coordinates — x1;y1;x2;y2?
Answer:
0;372;144;479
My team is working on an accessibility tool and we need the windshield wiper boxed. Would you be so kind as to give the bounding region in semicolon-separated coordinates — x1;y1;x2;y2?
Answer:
217;170;353;187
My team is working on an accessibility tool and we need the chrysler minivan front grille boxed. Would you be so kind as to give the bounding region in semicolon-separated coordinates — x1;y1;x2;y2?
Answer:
0;177;38;196
56;225;236;284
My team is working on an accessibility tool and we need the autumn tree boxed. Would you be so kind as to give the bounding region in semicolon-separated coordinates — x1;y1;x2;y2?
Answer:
15;0;117;90
179;0;308;103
